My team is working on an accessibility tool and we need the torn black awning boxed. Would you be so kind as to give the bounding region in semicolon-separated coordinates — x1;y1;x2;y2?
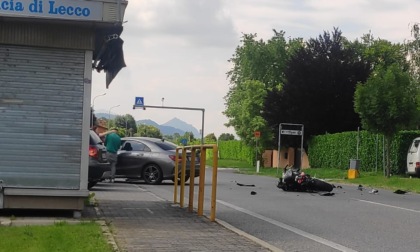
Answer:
93;27;127;88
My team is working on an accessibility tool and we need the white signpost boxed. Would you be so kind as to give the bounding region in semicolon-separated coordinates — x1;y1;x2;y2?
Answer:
277;123;304;174
280;130;302;135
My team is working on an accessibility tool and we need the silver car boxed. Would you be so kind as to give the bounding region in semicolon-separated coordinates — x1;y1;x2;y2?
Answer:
116;137;200;184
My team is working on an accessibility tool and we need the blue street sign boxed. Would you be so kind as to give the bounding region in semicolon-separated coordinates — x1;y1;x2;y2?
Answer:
135;97;144;106
180;138;188;146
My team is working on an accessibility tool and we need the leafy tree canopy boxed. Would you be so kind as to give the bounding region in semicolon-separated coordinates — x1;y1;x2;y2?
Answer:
136;124;162;138
224;79;270;146
218;133;235;141
354;63;418;137
354;63;419;177
114;114;137;136
205;133;217;143
263;28;371;147
224;31;303;148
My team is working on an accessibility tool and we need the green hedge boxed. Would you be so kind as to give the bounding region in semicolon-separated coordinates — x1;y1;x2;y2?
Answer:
308;130;420;174
206;140;254;165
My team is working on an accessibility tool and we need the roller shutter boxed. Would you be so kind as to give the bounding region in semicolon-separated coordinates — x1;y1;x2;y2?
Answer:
0;45;86;189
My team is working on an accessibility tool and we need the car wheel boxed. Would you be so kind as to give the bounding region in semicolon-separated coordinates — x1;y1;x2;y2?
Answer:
88;181;97;190
142;164;163;185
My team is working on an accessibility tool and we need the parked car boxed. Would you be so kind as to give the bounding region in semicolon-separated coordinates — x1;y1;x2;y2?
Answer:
88;129;111;189
116;137;200;184
407;137;420;177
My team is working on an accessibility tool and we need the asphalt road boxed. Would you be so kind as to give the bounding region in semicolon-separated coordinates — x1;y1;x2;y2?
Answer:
138;168;420;252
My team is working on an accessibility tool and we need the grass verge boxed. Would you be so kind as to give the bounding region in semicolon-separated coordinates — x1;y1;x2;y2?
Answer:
0;221;113;252
209;159;420;194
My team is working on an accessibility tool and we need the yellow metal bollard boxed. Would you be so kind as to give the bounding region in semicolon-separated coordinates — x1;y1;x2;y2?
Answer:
197;146;206;216
188;148;196;212
180;148;187;208
173;148;180;203
348;159;360;179
210;145;218;221
348;169;359;179
174;144;218;221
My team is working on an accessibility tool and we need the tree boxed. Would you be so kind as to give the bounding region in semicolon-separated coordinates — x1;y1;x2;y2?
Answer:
264;28;371;147
205;133;217;143
218;133;235;141
114;114;137;136
405;23;420;82
354;64;419;177
224;80;269;146
182;132;195;144
224;31;302;148
136;124;162;138
404;23;420;125
171;133;181;143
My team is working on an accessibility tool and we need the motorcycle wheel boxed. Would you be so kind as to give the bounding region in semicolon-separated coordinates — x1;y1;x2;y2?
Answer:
312;179;333;192
277;180;289;191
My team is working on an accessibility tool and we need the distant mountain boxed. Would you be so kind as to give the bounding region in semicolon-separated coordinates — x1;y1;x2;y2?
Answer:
137;118;200;136
137;119;159;127
95;112;110;120
94;112;200;136
162;117;200;136
137;119;185;136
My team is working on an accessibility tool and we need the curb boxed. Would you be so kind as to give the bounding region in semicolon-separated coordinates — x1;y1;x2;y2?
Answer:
94;206;121;252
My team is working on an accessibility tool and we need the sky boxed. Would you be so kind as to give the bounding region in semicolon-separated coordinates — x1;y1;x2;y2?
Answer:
91;0;420;137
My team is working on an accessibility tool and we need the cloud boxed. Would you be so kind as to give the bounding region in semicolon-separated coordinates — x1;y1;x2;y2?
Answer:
125;0;238;48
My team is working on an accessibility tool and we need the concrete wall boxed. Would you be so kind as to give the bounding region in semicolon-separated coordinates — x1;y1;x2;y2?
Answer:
267;148;310;169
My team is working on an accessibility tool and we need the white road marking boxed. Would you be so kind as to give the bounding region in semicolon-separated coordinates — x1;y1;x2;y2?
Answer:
134;184;166;201
217;200;358;252
353;199;420;213
216;218;285;252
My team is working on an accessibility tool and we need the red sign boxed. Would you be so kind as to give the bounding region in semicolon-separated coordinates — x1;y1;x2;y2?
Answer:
254;131;261;138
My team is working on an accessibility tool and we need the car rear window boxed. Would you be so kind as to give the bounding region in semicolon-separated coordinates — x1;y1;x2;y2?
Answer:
154;141;177;151
90;130;103;145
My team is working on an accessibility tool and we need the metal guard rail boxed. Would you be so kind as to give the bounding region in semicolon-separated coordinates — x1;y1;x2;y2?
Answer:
174;144;218;221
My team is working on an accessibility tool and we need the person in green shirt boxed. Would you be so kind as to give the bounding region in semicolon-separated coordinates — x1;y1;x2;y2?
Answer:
100;128;121;183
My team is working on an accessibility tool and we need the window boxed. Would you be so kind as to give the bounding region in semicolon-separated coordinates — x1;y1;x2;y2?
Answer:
122;142;133;151
410;140;420;152
90;130;103;145
131;141;150;152
155;141;177;150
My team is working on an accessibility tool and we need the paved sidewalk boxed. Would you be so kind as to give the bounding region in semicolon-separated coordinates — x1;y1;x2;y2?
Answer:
87;181;275;252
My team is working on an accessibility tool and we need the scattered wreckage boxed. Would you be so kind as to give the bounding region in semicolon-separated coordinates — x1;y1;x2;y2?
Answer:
277;166;334;193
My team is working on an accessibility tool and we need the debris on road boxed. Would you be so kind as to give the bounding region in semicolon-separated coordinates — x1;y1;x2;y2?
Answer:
319;192;335;196
250;191;257;195
369;189;379;194
357;184;363;191
394;189;408;194
236;181;255;187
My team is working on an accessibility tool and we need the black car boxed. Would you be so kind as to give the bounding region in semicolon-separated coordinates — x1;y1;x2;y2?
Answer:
88;129;111;189
116;137;200;184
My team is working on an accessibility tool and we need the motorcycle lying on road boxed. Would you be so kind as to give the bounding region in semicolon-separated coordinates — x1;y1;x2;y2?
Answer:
277;166;334;192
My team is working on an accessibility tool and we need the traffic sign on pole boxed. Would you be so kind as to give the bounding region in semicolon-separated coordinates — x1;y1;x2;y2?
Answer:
280;129;302;135
135;97;144;106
